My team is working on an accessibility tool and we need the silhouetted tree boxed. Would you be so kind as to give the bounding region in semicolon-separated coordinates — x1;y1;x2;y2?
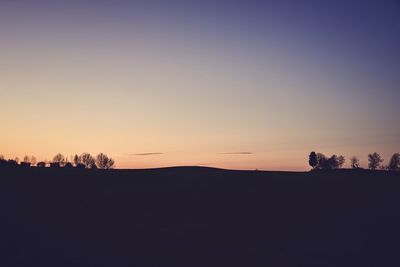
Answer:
368;153;383;170
73;154;81;166
52;153;66;166
350;156;360;169
388;153;400;171
313;152;340;170
327;155;339;169
338;155;345;168
96;153;115;169
316;153;327;169
308;152;318;170
80;153;96;168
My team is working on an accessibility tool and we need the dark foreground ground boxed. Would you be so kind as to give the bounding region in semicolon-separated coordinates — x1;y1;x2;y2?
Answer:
1;167;400;266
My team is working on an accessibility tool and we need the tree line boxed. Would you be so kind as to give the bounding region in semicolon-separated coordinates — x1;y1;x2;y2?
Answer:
308;152;400;171
0;153;115;169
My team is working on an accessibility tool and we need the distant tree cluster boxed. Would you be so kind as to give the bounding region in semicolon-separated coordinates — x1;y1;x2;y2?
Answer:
0;153;115;169
309;151;400;171
308;152;346;170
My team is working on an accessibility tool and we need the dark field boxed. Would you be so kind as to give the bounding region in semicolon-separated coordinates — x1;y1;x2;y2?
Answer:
1;167;400;266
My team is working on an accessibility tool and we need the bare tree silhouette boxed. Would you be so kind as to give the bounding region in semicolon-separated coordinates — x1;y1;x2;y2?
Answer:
96;153;115;169
52;153;66;166
338;155;345;168
0;152;115;169
80;153;96;169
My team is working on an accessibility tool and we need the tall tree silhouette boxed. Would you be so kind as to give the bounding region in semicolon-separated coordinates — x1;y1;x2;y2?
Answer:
388;153;400;171
368;153;383;170
338;155;345;168
73;154;81;166
308;152;318;170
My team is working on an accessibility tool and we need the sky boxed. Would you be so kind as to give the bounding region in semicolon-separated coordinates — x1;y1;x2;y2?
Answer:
0;0;399;170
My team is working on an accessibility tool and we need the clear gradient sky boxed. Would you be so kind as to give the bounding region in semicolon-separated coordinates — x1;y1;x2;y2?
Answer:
0;0;399;170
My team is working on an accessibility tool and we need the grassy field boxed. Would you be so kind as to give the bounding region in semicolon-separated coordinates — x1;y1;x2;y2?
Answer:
1;167;399;266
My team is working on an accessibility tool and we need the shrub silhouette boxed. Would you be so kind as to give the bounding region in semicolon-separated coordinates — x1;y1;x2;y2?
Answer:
37;162;46;168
